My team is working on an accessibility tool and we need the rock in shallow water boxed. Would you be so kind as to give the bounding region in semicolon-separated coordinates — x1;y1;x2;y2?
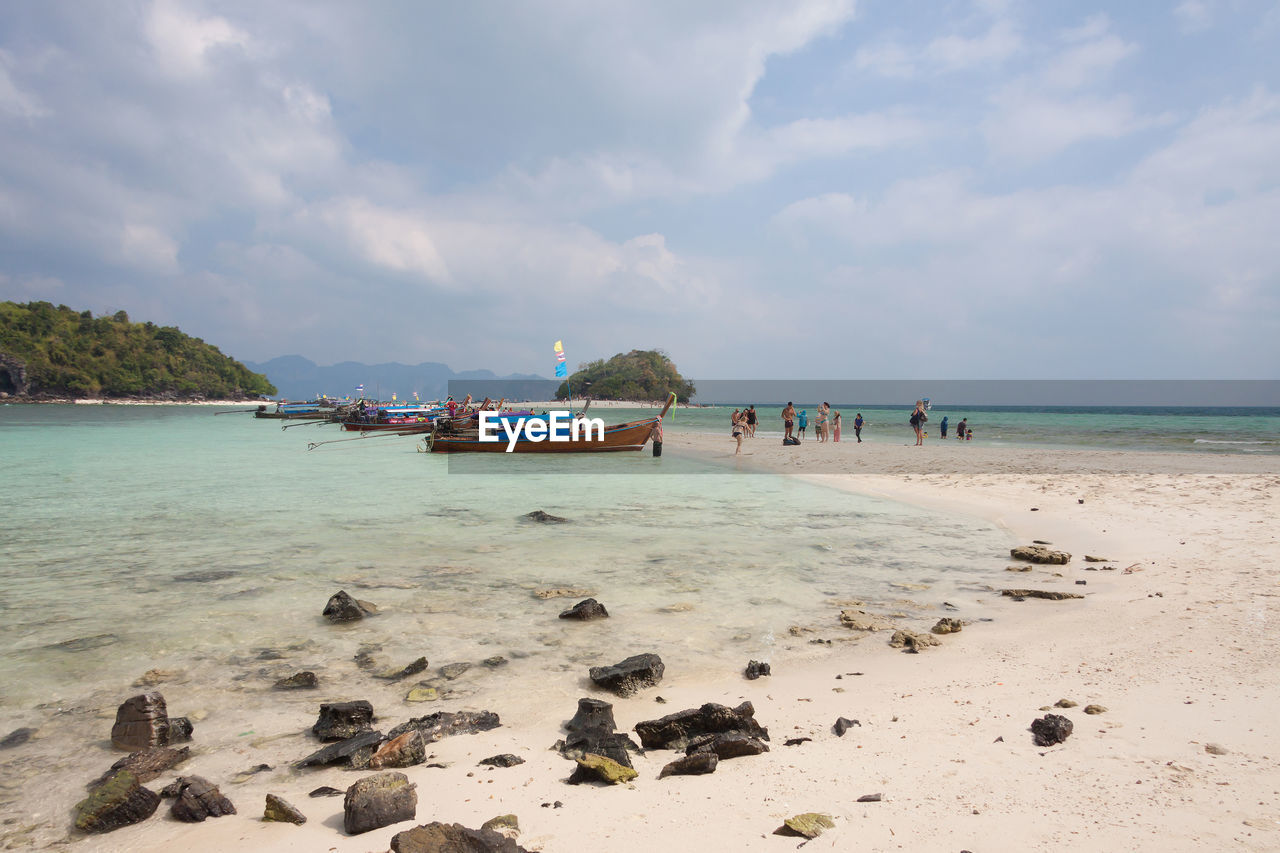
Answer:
74;770;160;833
111;693;171;751
312;700;375;741
522;510;568;523
386;710;501;744
589;653;664;697
559;598;609;621
274;671;318;690
296;730;385;769
90;746;190;788
322;590;377;622
0;727;35;749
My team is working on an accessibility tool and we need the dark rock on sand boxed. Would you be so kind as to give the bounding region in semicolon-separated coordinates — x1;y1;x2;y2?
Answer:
295;730;385;769
309;786;344;798
833;717;861;737
323;590;377;622
857;793;883;802
263;793;307;825
369;731;428;770
931;618;963;635
784;737;812;746
1002;589;1084;601
635;701;769;751
391;821;529;853
560;698;638;769
589;653;664;697
659;752;718;778
90;746;190;788
0;727;35;749
111;693;171;751
1031;714;1073;747
567;754;637;785
167;776;236;822
686;732;769;759
386;710;501;744
523;510;568;523
559;598;609;620
273;671;318;690
74;770;160;833
480;754;526;768
312;700;375;741
1010;545;1072;564
745;660;771;680
344;771;417;835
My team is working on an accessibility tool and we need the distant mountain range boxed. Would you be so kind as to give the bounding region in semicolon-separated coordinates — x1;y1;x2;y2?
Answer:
242;355;553;402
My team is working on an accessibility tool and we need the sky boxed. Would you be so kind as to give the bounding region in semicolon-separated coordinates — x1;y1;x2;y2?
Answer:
1;0;1278;379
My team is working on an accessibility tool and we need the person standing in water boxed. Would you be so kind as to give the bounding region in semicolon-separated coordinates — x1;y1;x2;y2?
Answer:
955;418;967;440
909;400;927;446
745;405;757;437
940;415;949;439
732;409;746;454
854;412;864;442
832;409;842;442
782;402;796;439
815;404;828;442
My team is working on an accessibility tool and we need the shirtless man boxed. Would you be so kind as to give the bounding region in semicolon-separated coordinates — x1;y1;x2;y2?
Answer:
782;402;796;439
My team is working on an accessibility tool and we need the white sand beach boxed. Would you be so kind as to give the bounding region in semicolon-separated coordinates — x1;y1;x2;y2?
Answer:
76;435;1280;853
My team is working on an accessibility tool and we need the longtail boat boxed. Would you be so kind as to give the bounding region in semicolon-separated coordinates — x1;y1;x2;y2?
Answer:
254;399;351;419
422;395;673;454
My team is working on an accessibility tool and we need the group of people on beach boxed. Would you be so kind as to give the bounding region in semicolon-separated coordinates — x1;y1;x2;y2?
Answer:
731;403;867;454
730;401;970;453
911;401;972;446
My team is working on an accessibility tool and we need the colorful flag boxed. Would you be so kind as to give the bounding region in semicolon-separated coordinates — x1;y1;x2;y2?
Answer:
554;340;568;378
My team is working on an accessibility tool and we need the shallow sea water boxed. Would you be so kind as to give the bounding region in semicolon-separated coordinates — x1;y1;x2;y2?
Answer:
0;405;1012;845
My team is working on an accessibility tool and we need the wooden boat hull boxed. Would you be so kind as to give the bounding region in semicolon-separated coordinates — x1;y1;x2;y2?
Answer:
427;417;658;453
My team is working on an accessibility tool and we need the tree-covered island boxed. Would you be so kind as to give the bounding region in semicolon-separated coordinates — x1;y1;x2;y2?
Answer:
0;301;276;400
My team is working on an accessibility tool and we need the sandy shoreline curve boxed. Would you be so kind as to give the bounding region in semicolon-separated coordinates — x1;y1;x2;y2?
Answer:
64;436;1280;852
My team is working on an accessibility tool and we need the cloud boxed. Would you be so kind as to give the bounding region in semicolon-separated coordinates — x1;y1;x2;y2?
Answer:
1174;0;1213;33
0;51;47;118
144;0;248;76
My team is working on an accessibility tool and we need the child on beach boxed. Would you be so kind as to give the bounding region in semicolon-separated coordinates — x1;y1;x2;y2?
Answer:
854;413;864;442
797;409;808;438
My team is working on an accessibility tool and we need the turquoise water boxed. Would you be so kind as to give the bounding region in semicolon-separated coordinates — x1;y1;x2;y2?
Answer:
658;404;1280;453
0;405;1007;716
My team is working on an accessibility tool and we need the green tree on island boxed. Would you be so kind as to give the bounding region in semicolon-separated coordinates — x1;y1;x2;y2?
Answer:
555;349;695;403
0;300;276;399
